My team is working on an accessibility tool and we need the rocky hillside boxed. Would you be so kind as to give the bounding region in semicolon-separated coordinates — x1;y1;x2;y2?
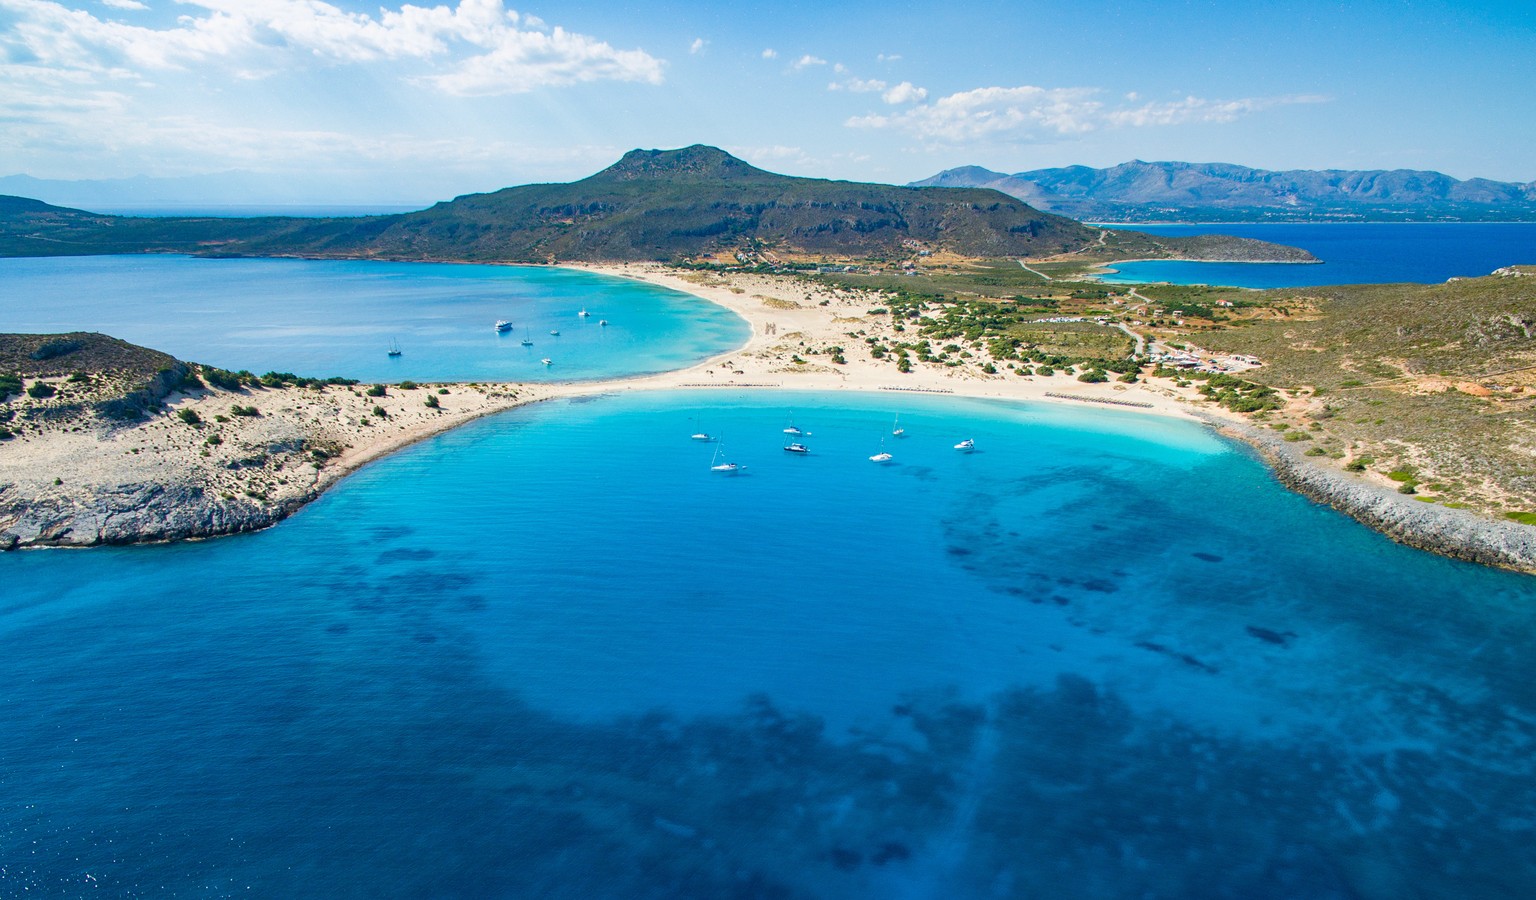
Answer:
0;147;1312;263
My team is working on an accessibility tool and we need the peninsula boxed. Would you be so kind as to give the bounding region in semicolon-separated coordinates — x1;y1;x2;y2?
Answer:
4;262;1536;574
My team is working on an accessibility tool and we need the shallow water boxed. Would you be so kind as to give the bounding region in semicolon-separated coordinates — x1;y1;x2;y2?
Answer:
0;256;748;382
4;390;1534;898
1099;222;1536;288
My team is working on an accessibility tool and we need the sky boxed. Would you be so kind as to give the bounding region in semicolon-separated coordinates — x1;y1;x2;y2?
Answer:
2;0;1534;204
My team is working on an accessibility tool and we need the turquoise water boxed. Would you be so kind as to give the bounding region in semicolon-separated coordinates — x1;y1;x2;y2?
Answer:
0;256;748;382
1098;222;1536;288
4;390;1535;898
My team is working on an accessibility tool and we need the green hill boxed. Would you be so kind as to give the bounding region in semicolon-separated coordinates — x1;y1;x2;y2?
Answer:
0;146;1313;263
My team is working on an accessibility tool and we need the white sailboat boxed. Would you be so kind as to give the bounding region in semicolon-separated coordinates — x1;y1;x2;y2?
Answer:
578;307;591;317
892;415;904;437
520;328;533;347
710;442;744;473
690;416;713;441
869;438;893;463
386;338;402;358
783;442;810;454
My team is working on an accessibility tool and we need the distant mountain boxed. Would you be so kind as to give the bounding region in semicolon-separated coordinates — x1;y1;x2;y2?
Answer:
0;172;433;215
0;146;1313;263
912;161;1536;222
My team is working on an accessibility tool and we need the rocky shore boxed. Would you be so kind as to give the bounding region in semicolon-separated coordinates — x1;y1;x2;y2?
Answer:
0;374;538;550
1201;412;1536;574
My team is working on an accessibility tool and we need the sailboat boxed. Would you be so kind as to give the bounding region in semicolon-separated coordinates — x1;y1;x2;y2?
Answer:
690;417;713;441
578;307;591;318
782;414;807;436
783;441;810;454
710;442;744;473
386;338;402;358
891;415;904;437
521;329;533;347
869;438;893;463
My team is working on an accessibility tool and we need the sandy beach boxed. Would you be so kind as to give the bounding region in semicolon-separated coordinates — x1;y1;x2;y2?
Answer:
551;262;1212;420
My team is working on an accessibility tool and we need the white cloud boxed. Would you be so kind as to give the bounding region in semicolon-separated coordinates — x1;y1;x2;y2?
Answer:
1107;93;1328;127
847;84;1326;142
791;54;826;70
877;53;900;62
0;0;664;95
829;76;886;93
689;37;706;55
760;48;776;59
100;0;148;9
881;81;926;104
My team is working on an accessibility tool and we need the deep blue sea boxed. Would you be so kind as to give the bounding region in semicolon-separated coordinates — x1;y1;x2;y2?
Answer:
1097;222;1536;288
0;256;747;382
5;390;1536;898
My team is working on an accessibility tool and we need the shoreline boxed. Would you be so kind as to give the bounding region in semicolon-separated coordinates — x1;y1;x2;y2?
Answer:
5;261;1534;574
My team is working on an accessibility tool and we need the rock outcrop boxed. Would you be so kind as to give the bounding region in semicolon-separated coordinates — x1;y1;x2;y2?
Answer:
1202;414;1536;574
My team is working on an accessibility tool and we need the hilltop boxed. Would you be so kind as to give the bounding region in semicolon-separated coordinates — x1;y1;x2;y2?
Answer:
913;161;1536;222
0;146;1311;264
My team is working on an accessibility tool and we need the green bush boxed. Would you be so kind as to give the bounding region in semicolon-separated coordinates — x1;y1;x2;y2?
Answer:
365;384;386;397
205;434;222;446
398;381;418;390
67;371;91;384
0;426;13;440
29;339;81;361
230;405;260;417
424;395;439;409
26;382;56;399
1077;369;1108;383
177;408;202;425
372;405;387;418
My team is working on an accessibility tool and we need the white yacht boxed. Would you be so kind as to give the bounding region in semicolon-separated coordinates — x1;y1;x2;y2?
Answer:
954;438;975;452
710;443;744;473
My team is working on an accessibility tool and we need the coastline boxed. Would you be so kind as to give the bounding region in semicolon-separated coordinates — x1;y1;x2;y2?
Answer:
5;260;1534;574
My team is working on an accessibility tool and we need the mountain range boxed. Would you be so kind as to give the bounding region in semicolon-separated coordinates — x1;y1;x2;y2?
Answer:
0;146;1313;264
911;161;1536;222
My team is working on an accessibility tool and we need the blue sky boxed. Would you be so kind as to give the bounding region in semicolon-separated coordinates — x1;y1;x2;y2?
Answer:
1;0;1533;203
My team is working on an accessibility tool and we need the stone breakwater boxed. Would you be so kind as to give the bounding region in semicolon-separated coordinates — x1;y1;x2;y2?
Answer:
0;480;305;549
1201;413;1536;575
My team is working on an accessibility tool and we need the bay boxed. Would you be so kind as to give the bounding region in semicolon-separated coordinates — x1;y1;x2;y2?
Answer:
1097;222;1536;288
0;255;748;383
4;390;1534;898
